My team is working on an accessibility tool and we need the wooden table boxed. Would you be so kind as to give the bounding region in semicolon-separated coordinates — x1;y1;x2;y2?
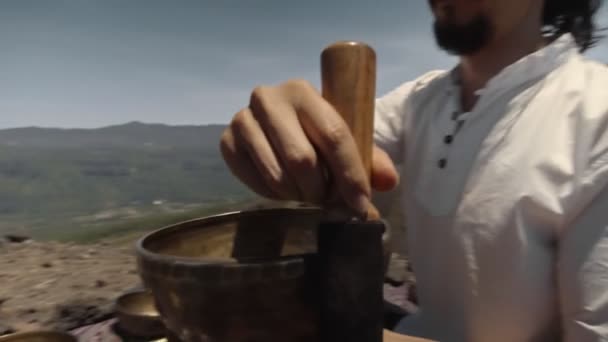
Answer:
384;329;436;342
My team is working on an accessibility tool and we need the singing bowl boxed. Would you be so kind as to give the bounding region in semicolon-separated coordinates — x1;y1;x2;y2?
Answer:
114;289;165;338
136;207;323;342
136;207;392;342
0;331;77;342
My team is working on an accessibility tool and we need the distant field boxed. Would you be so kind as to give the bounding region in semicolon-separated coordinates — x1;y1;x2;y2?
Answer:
0;123;259;241
46;199;261;244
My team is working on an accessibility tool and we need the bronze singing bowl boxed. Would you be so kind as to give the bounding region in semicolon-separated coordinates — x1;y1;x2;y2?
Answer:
136;207;324;342
115;289;165;338
0;331;77;342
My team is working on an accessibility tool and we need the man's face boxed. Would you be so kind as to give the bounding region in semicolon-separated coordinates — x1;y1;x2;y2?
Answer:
428;0;538;56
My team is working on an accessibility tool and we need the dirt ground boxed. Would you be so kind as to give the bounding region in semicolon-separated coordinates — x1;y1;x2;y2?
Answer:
0;236;141;335
0;235;415;337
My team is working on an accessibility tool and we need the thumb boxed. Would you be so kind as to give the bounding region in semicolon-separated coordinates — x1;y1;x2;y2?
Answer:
371;145;399;192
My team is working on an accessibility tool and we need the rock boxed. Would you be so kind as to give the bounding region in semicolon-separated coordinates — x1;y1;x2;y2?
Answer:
51;298;113;331
4;235;31;243
0;322;15;336
33;279;55;290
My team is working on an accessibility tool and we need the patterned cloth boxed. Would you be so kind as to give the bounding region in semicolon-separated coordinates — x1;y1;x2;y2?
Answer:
384;283;418;315
71;319;122;342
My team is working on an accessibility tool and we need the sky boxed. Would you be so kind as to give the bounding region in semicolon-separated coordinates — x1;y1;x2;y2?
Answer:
0;1;607;129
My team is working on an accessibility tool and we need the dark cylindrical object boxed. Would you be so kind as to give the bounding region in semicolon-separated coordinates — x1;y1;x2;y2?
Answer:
318;220;385;342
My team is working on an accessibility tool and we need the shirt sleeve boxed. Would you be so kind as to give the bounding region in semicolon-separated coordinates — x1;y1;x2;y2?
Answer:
373;82;416;166
374;70;447;166
558;179;608;341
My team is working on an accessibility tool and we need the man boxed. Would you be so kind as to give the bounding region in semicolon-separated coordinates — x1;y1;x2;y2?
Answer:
220;0;608;341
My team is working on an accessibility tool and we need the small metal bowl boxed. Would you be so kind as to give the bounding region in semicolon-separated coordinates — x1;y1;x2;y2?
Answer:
0;331;77;342
114;289;165;338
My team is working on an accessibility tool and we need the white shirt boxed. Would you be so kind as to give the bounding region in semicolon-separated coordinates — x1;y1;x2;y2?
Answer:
374;34;608;342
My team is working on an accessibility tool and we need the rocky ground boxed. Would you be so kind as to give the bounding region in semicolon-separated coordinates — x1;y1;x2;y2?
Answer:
0;235;415;338
0;236;141;335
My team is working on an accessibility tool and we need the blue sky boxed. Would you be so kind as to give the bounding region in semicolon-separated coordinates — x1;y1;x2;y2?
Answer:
0;1;607;129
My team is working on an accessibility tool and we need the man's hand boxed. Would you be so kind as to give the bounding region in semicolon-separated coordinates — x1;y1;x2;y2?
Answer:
220;79;399;216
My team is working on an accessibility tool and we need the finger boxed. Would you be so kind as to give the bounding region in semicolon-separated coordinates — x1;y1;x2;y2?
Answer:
230;108;300;200
288;82;371;216
249;85;327;204
219;127;279;200
371;145;399;192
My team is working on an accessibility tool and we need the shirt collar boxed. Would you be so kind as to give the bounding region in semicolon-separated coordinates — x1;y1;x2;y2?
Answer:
451;33;578;97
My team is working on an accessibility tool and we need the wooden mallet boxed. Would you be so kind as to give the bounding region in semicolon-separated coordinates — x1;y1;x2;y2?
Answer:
317;41;384;342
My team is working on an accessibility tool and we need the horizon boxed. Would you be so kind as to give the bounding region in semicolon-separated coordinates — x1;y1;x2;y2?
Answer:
0;120;228;131
1;1;607;129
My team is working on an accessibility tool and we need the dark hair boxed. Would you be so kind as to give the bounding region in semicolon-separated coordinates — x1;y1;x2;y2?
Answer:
542;0;605;52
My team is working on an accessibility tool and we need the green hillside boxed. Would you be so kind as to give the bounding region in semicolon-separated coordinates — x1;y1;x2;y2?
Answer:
0;122;257;241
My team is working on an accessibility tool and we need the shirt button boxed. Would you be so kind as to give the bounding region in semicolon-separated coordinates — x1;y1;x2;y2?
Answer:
444;135;453;144
438;158;447;169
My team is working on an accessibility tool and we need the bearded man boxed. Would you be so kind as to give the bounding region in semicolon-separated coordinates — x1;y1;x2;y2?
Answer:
220;1;608;340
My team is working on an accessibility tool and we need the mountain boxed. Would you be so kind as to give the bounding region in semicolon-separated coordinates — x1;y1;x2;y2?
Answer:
0;121;226;149
0;122;256;240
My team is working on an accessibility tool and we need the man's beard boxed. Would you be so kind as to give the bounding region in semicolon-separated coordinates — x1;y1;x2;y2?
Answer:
433;14;493;56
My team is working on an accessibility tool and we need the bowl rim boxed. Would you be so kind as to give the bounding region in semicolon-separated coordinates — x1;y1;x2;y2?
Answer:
135;207;322;268
114;289;161;318
0;330;77;342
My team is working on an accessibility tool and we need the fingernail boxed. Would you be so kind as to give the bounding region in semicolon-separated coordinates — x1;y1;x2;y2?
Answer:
349;193;370;217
